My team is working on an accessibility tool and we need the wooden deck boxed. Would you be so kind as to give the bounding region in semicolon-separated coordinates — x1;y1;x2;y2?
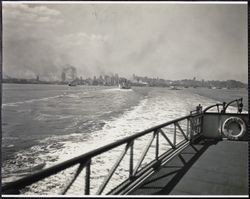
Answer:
129;139;248;195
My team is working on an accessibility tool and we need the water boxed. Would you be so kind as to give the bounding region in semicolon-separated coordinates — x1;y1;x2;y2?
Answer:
1;84;247;195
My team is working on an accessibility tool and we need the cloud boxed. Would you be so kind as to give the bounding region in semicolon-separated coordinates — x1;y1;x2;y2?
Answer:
3;3;63;40
58;32;108;48
2;3;65;80
2;3;247;82
54;32;110;77
3;4;61;22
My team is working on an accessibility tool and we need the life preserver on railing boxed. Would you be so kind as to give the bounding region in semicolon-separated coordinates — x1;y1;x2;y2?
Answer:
221;117;246;140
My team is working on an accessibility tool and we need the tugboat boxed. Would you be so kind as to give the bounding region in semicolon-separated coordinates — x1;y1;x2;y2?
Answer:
170;86;181;90
118;80;131;89
68;80;77;86
119;82;131;89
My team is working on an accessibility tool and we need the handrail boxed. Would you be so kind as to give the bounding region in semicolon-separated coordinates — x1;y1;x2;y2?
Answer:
203;103;224;113
2;113;201;195
223;98;243;113
203;98;243;113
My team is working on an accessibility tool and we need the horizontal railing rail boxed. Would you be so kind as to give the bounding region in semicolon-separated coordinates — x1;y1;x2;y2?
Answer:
2;111;203;195
203;103;224;113
203;98;243;113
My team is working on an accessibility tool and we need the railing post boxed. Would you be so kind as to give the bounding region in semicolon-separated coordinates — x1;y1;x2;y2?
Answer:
238;98;243;113
199;114;203;135
187;118;190;140
173;124;176;146
155;130;159;160
129;141;134;179
189;117;194;141
85;159;91;195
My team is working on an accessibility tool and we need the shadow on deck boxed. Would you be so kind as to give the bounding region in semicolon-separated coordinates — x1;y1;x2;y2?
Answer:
130;138;217;195
130;139;248;195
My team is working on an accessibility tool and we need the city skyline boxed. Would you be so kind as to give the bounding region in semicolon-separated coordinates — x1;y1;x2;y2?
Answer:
3;71;247;89
3;68;248;85
2;2;248;83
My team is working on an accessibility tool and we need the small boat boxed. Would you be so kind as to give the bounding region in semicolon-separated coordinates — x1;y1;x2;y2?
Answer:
170;86;181;90
119;82;131;89
68;81;77;86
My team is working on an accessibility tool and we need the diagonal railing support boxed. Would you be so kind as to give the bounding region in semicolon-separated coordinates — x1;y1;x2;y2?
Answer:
97;143;130;195
175;122;189;141
158;129;175;149
61;162;86;195
132;134;155;176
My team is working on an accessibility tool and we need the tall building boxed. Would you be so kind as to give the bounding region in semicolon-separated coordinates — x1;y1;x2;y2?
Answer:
114;73;119;85
61;65;77;82
61;72;66;82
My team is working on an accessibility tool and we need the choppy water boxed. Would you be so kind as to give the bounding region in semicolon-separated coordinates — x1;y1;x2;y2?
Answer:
1;84;247;195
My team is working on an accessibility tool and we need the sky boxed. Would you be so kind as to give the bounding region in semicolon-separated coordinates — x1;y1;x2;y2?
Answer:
2;2;248;82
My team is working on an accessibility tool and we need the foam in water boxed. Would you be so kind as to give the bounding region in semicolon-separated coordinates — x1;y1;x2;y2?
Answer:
34;113;74;121
101;88;133;92
2;94;65;107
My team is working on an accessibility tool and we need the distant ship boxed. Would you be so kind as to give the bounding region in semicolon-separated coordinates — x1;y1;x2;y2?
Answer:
170;86;181;90
119;82;131;89
68;81;77;86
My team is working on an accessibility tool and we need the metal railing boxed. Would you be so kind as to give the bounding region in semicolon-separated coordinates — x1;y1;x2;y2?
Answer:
2;109;203;195
203;98;243;114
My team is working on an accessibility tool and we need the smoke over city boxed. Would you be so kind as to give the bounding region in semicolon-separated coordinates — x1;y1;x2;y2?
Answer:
2;3;248;82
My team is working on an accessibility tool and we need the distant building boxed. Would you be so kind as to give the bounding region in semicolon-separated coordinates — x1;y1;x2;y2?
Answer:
114;73;119;85
61;72;66;82
104;75;112;85
61;65;77;83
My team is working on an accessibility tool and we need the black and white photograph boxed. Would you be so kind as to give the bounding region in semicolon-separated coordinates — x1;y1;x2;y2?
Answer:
1;1;248;197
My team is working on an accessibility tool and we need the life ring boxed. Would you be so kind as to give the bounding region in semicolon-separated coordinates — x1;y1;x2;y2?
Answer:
221;117;246;140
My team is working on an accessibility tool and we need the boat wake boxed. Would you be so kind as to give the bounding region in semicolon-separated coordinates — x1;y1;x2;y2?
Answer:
101;88;133;92
2;95;65;107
